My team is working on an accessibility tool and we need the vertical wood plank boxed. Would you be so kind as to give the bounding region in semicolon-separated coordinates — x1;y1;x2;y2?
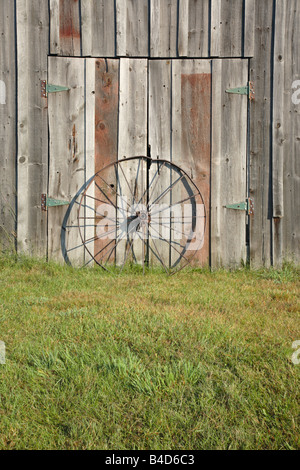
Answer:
118;59;148;265
48;57;85;263
211;59;248;268
273;0;300;266
149;60;172;161
95;59;119;175
244;0;255;57
17;0;49;256
93;59;119;265
178;0;210;57
150;0;178;57
81;0;115;57
148;60;172;267
49;0;60;55
210;0;221;56
50;0;81;56
85;59;96;185
211;0;244;57
273;2;286;220
249;0;274;267
118;59;148;158
0;0;16;251
177;0;188;57
172;59;211;266
84;58;96;266
180;60;211;265
116;0;149;57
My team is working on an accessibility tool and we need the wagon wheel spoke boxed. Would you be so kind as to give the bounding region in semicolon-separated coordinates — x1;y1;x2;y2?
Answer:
62;156;205;274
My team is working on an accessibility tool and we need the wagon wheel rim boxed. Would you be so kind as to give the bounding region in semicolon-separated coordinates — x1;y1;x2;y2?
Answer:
62;156;206;274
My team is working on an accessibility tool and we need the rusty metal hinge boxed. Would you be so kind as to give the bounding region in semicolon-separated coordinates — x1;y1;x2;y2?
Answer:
225;198;254;216
41;194;69;211
226;81;255;101
41;80;70;98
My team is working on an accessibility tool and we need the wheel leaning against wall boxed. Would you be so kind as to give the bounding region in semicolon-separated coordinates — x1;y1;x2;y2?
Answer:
61;156;206;275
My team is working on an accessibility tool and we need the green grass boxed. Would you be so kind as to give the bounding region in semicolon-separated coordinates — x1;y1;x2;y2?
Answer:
0;255;299;450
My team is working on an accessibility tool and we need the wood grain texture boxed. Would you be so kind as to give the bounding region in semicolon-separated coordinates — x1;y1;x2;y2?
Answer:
210;0;221;57
244;0;255;57
211;0;244;57
117;59;148;265
17;0;49;256
178;0;210;57
172;60;211;266
0;0;16;251
273;0;300;266
50;0;81;56
149;60;172;161
150;0;178;57
249;0;274;268
211;59;248;268
83;59;96;266
118;59;148;158
48;57;85;263
81;0;115;57
94;59;119;265
116;0;149;57
148;60;172;267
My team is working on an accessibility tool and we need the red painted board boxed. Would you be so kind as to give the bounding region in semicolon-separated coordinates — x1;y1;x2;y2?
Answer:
94;59;119;265
181;73;211;266
59;0;81;56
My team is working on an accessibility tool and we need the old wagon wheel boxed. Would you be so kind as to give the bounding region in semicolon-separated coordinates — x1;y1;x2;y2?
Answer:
61;156;206;274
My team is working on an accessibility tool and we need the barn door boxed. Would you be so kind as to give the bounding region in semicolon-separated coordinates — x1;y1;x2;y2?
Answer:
47;57;248;268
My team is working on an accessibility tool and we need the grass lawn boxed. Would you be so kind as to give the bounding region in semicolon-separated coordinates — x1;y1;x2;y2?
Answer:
0;255;299;450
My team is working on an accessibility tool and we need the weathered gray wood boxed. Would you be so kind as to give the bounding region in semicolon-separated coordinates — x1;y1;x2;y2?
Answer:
249;1;274;268
118;59;148;157
17;0;49;256
273;0;300;266
116;0;149;57
0;0;16;251
84;59;96;266
48;57;85;264
81;0;115;57
211;0;244;57
150;0;178;57
272;0;285;266
50;0;81;56
117;59;148;265
211;59;248;268
210;0;221;57
149;60;172;161
178;0;210;57
244;0;255;57
148;60;172;266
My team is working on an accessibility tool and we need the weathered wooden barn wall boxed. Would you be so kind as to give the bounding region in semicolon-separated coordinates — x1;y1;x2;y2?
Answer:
17;0;49;256
0;1;16;251
272;0;300;267
0;0;299;267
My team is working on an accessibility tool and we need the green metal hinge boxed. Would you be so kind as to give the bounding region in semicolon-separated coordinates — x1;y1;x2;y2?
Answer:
225;198;254;216
41;194;69;211
226;81;255;101
41;80;70;98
